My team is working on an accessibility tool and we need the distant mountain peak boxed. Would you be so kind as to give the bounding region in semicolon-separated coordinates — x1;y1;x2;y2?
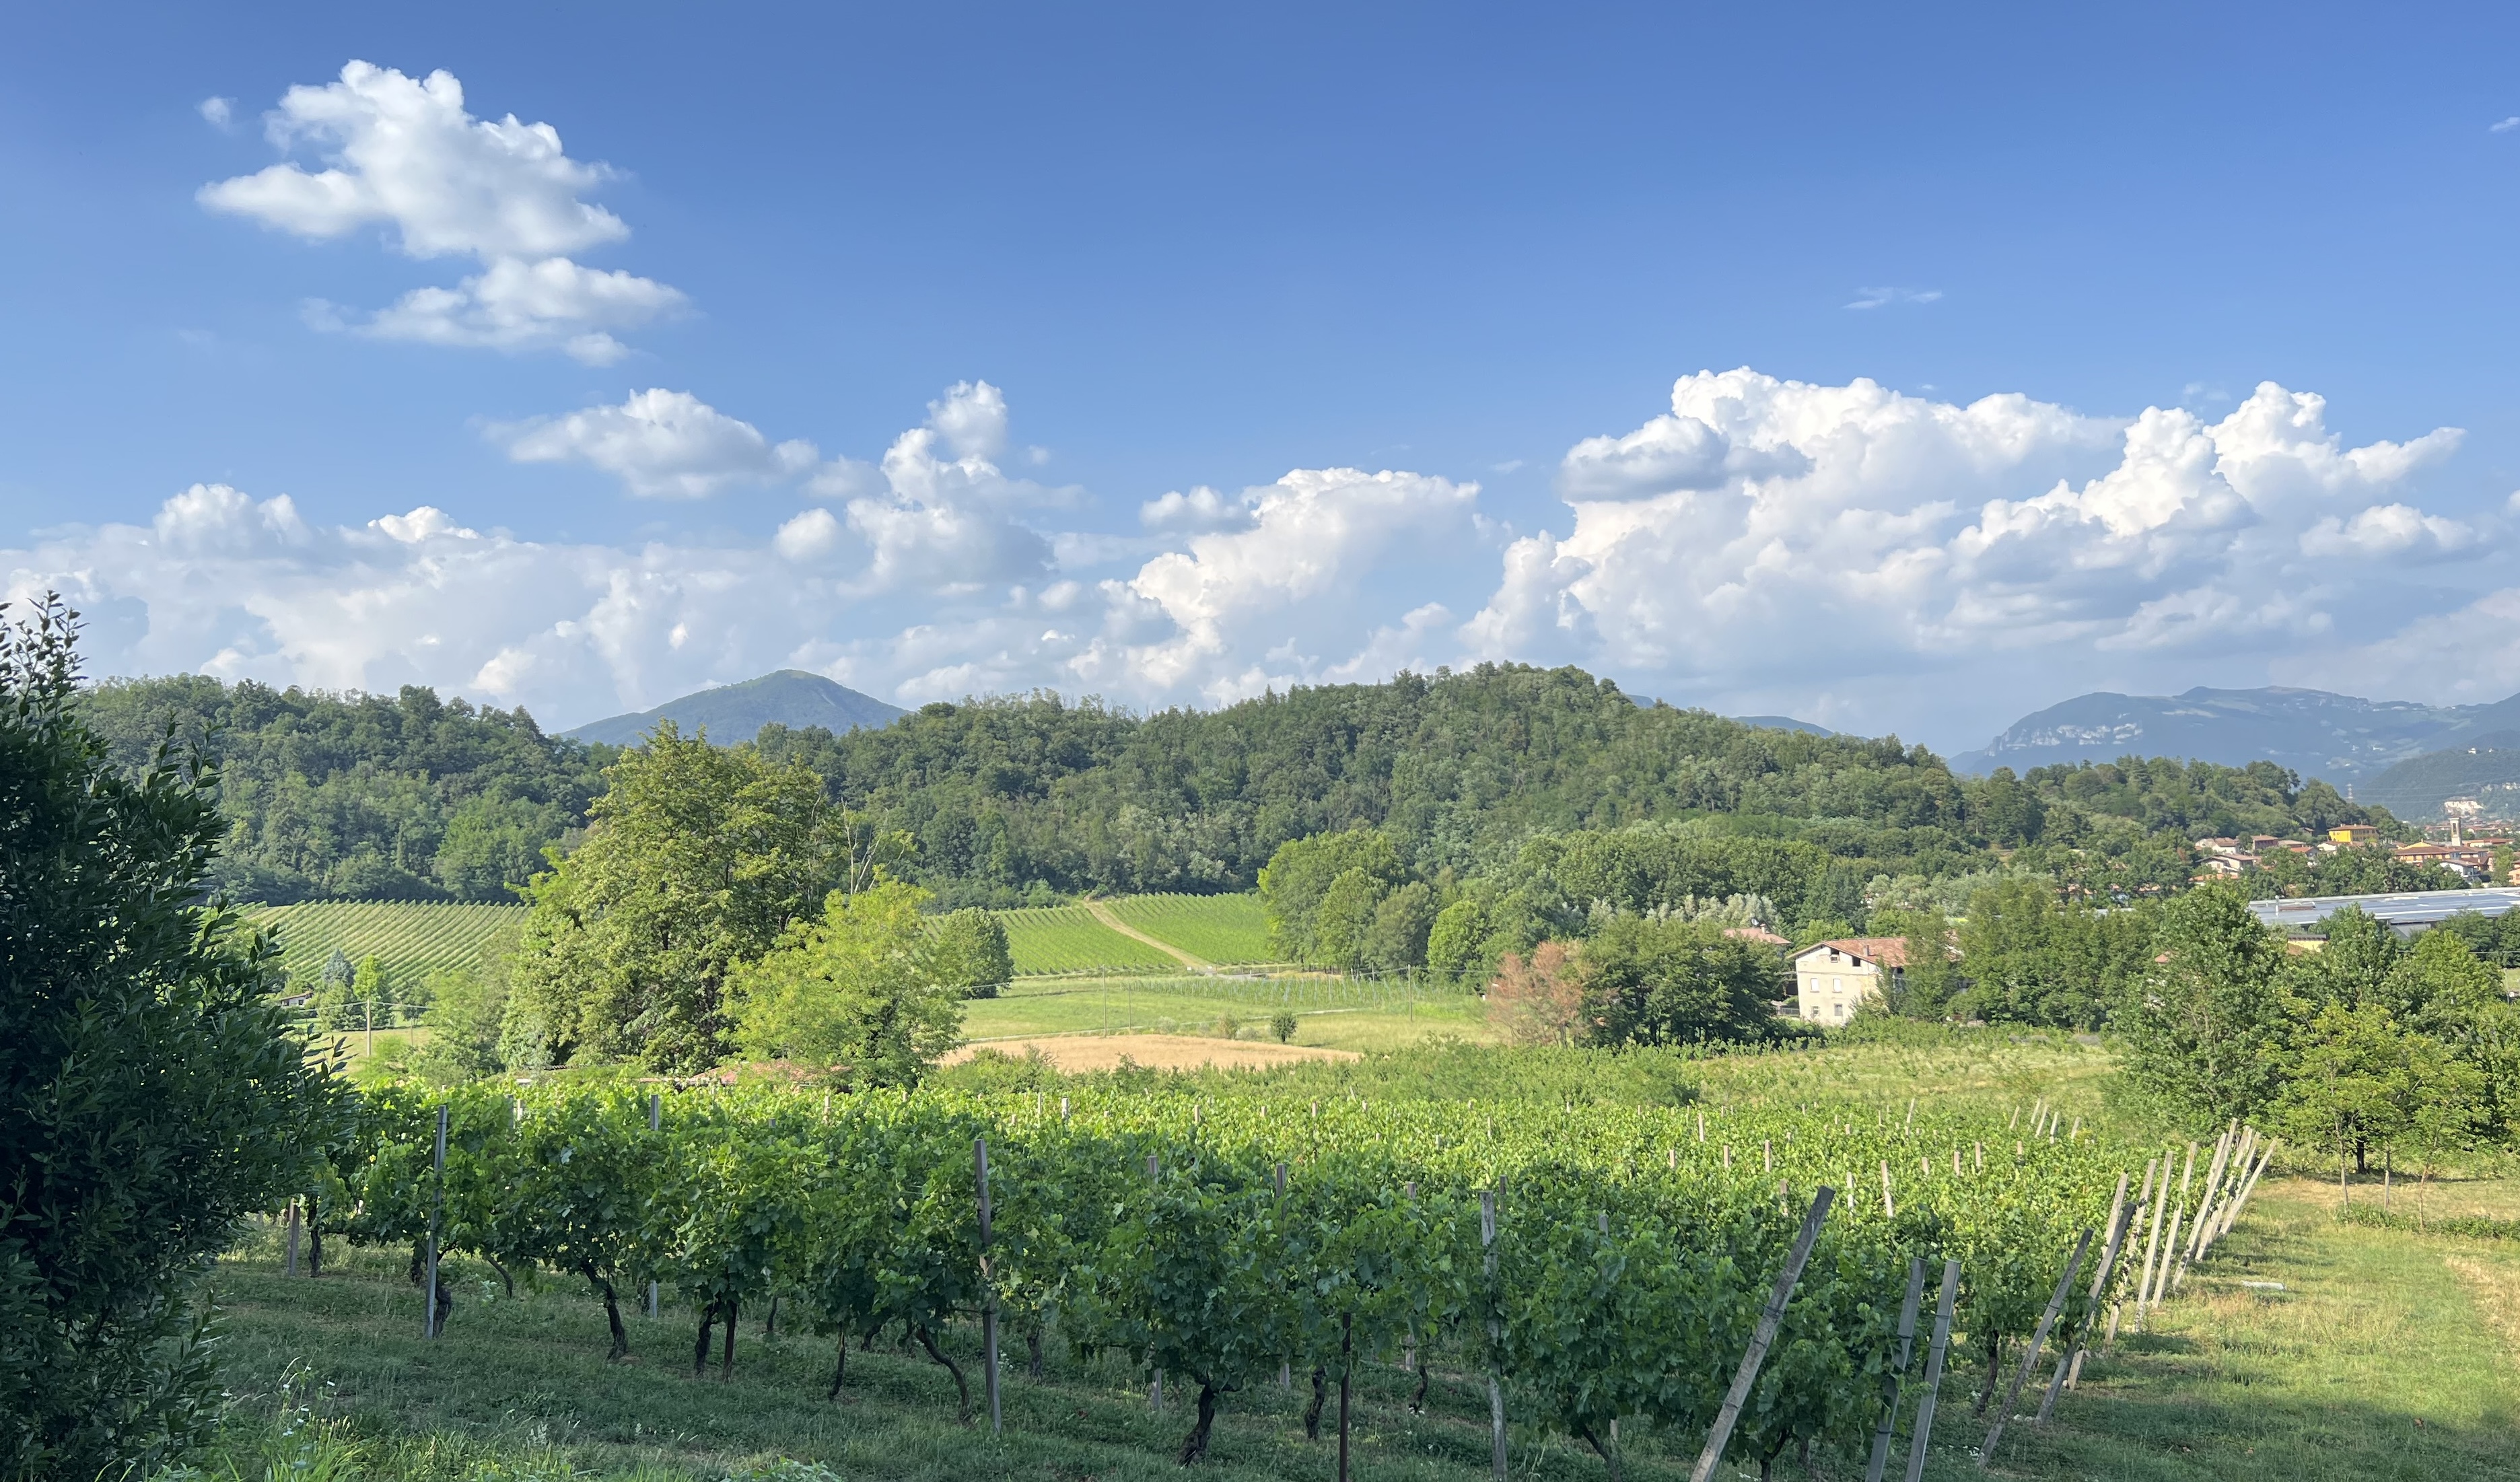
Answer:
563;670;907;748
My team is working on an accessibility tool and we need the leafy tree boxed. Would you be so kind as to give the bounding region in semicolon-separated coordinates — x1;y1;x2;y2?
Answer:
758;665;2017;905
1955;878;2157;1028
1509;823;1864;943
2015;756;2393;844
1364;880;1438;972
1424;896;1494;985
2394;927;2504;1038
728;880;966;1087
1259;828;1402;961
0;598;343;1478
2122;884;2295;1126
2313;923;2506;1164
1576;915;1782;1045
2295;906;2403;1013
2277;1001;2406;1199
1965;766;2045;845
928;907;1014;998
2432;908;2520;969
409;929;521;1085
1868;908;1961;1020
352;954;391;1026
507;724;839;1070
1312;868;1387;969
1790;915;1857;949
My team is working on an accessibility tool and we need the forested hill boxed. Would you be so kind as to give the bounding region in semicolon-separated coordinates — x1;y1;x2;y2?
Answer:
78;676;611;903
79;664;2408;907
752;663;2407;906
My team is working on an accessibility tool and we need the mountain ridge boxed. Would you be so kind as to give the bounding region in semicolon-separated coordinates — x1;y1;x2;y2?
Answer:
2361;732;2520;821
563;670;907;747
1951;684;2520;787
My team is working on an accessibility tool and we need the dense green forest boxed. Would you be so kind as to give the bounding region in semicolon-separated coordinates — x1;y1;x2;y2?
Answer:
754;664;2408;907
85;663;2414;911
78;676;611;903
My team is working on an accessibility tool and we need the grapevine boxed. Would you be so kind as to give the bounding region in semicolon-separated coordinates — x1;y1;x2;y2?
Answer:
320;1078;2140;1473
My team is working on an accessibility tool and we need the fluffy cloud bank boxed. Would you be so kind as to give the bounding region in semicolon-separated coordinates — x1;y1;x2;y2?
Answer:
8;371;2503;742
201;61;682;363
4;383;1482;725
1464;369;2477;726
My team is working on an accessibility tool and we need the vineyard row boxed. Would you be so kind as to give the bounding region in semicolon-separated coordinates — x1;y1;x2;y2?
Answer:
289;1084;2268;1476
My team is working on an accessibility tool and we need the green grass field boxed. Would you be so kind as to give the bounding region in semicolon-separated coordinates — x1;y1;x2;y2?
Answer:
995;904;1181;975
1103;892;1276;964
250;899;526;989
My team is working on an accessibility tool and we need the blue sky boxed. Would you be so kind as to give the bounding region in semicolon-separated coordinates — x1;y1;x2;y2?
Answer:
6;2;2520;750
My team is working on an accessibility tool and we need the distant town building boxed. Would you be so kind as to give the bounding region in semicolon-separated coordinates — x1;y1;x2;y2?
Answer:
2247;886;2520;934
2330;824;2381;846
1790;937;1907;1024
2391;841;2496;882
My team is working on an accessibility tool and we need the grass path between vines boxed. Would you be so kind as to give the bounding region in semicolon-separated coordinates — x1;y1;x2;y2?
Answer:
1982;1176;2520;1481
1081;899;1212;971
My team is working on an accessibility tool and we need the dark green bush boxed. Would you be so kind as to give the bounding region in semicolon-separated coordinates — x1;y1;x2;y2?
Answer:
0;598;345;1479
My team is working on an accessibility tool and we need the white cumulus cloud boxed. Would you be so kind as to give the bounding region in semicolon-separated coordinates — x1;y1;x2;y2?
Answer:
17;369;2511;746
1081;466;1483;703
199;61;680;360
495;389;820;498
1463;370;2476;733
1140;486;1256;533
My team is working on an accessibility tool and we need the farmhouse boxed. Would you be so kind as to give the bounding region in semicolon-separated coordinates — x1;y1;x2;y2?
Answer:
1789;936;1908;1024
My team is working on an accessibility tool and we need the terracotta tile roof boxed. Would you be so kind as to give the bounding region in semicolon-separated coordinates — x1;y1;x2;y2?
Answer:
1792;936;1910;968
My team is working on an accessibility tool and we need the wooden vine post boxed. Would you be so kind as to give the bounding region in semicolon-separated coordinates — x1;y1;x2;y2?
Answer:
1482;1189;1506;1482
1146;1152;1162;1413
2054;1174;2134;1403
977;1137;1001;1436
1978;1227;2091;1467
1862;1257;1927;1482
1689;1185;1835;1482
1902;1259;1962;1482
2107;1158;2159;1353
2150;1206;2183;1311
1277;1160;1292;1390
646;1093;662;1320
423;1103;448;1340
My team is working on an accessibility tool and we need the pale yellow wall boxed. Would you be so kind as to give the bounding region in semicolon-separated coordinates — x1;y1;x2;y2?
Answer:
1792;955;1881;1023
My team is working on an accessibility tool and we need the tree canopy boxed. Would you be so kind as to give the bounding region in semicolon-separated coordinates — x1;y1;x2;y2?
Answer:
76;674;610;903
506;725;841;1071
728;879;967;1087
